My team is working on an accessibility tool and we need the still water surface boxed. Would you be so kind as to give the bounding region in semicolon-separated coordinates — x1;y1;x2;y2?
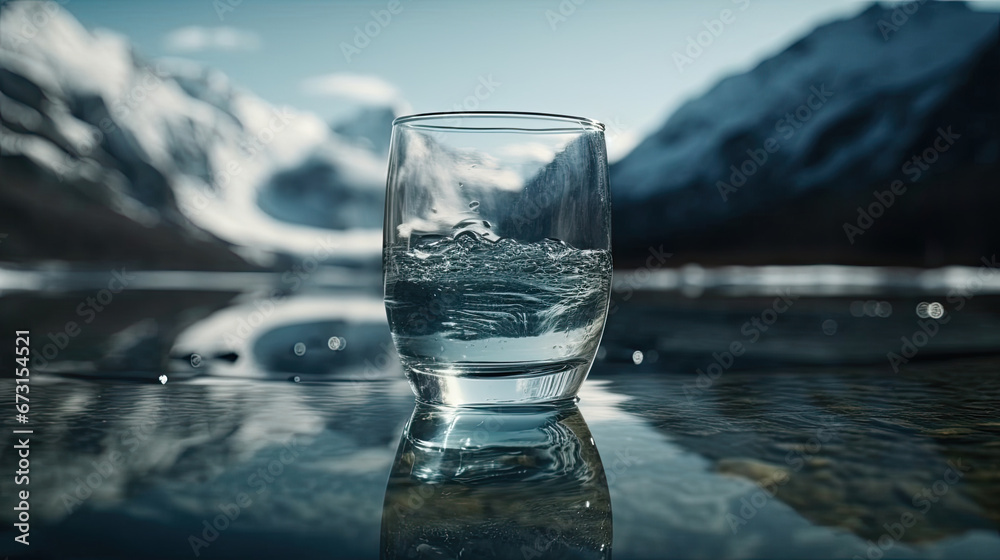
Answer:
1;270;998;559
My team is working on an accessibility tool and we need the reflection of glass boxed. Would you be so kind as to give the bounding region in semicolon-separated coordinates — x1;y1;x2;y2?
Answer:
380;402;612;559
383;112;613;405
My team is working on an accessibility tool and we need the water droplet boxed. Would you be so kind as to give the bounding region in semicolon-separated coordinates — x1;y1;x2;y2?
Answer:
822;319;838;335
328;336;346;351
875;301;892;317
292;376;301;383
632;350;644;365
190;354;202;368
916;302;930;318
158;374;168;384
293;342;306;356
431;207;438;214
928;302;944;319
863;300;878;317
849;301;865;317
458;182;464;188
468;200;480;211
470;164;477;168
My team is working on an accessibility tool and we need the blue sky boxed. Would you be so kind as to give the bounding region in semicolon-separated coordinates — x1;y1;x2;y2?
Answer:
65;0;1000;160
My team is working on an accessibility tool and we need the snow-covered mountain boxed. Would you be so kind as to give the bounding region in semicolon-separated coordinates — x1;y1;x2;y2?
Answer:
0;1;385;268
611;2;999;266
3;1;997;269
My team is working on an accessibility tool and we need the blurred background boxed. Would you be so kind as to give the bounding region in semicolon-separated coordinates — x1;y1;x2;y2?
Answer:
1;0;997;269
1;1;999;559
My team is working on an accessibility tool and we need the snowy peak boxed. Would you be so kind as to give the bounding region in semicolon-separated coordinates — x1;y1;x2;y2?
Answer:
0;1;389;266
617;1;997;200
610;1;999;265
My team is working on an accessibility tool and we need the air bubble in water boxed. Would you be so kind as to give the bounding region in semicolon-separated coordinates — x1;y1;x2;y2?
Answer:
293;342;306;356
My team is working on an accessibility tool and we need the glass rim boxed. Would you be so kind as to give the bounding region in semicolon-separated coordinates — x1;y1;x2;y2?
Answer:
392;111;605;132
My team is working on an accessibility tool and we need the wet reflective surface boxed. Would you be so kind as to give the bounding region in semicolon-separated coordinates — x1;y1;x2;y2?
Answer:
382;403;611;559
1;277;999;559
2;367;999;559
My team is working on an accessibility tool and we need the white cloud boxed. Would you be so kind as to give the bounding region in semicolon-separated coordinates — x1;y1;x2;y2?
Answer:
300;73;405;108
163;26;260;53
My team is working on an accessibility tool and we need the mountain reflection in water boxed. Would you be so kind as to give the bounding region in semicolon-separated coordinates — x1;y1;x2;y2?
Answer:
0;266;998;559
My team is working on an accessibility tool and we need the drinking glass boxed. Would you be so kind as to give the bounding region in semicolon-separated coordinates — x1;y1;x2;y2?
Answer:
383;112;612;406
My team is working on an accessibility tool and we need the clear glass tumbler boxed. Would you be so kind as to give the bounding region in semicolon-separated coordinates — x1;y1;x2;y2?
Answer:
383;112;612;406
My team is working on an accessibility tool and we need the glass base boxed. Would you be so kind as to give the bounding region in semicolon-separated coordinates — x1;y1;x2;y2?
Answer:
403;359;593;406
